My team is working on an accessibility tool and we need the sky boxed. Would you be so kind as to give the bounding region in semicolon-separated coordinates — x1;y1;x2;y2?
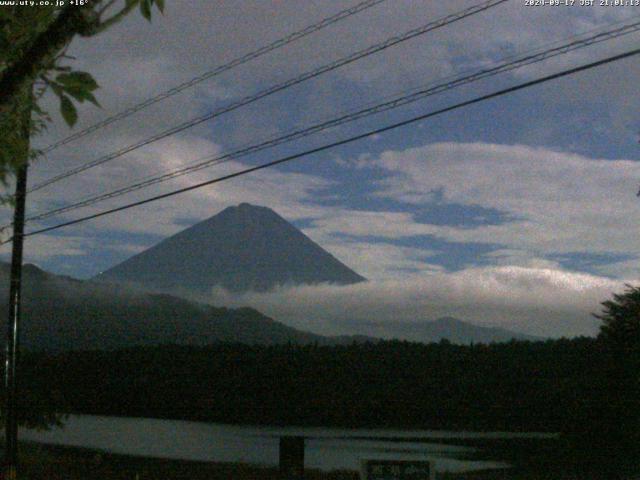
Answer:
2;0;640;338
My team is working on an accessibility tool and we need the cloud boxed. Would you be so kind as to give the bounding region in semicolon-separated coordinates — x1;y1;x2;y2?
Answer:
13;234;88;259
366;142;640;269
12;140;640;285
12;131;333;236
16;1;639;218
317;240;443;280
306;209;436;240
207;265;621;338
2;0;637;303
481;249;563;270
592;256;640;279
24;0;639;154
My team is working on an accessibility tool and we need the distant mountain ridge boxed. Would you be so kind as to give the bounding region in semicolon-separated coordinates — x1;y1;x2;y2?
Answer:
95;203;365;294
0;259;539;351
379;316;540;343
0;262;371;352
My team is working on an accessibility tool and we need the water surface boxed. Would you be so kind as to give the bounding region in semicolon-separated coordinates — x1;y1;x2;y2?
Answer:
21;415;553;472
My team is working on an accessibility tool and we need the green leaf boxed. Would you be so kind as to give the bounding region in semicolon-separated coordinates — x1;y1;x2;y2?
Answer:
65;88;85;102
83;91;101;108
140;0;152;20
60;95;77;127
56;71;98;91
32;102;49;118
154;0;165;14
52;71;101;108
62;85;90;102
50;82;63;97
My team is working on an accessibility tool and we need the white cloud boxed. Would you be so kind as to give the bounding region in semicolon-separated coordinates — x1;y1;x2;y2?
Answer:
207;265;621;338
10;140;640;288
305;209;435;240
23;0;639;155
1;1;637;339
317;240;442;281
591;256;640;279
369;142;640;264
13;0;638;228
19;234;87;259
481;249;563;270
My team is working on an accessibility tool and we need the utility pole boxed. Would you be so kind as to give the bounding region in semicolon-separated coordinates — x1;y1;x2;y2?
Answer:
3;164;27;479
3;89;31;480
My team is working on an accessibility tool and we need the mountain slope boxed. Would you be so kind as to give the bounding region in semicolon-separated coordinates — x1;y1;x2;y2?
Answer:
358;316;539;344
0;265;537;350
95;203;365;294
0;263;368;351
411;316;539;343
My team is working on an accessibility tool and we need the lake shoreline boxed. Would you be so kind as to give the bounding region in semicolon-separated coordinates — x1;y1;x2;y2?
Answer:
19;413;537;473
14;441;533;480
16;441;358;479
16;439;628;480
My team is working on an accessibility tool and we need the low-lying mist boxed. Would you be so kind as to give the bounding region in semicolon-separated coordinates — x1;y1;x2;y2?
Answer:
203;265;621;338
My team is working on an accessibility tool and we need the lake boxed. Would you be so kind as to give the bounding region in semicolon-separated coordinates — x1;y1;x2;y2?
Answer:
20;415;554;473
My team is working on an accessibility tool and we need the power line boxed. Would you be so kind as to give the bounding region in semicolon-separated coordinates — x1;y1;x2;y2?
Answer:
28;0;508;194
37;0;389;155
9;46;639;244
59;13;640;202
21;20;640;225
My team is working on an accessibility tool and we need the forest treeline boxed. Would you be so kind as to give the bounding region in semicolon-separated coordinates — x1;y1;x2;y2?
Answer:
18;337;629;433
11;333;639;477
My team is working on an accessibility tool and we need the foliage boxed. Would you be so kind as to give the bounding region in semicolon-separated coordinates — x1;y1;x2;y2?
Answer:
586;285;640;475
15;442;353;480
16;334;640;475
22;339;599;431
0;0;165;187
595;284;640;352
0;0;165;428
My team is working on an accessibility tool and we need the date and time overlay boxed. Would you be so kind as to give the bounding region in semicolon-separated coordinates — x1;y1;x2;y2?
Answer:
1;0;639;8
526;0;638;6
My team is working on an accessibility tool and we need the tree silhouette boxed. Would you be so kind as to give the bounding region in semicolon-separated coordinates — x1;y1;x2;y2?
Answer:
595;284;640;352
0;0;166;434
583;285;640;476
0;0;165;187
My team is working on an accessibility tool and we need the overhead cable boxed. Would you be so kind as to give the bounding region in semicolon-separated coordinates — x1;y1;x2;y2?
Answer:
28;0;508;193
37;0;389;154
8;46;638;243
22;20;640;225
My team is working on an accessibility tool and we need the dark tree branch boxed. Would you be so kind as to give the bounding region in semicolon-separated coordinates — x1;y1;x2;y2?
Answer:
93;1;140;34
97;0;120;16
0;5;96;116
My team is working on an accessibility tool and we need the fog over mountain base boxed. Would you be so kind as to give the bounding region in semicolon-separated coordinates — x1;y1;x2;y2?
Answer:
203;265;620;338
85;203;624;339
